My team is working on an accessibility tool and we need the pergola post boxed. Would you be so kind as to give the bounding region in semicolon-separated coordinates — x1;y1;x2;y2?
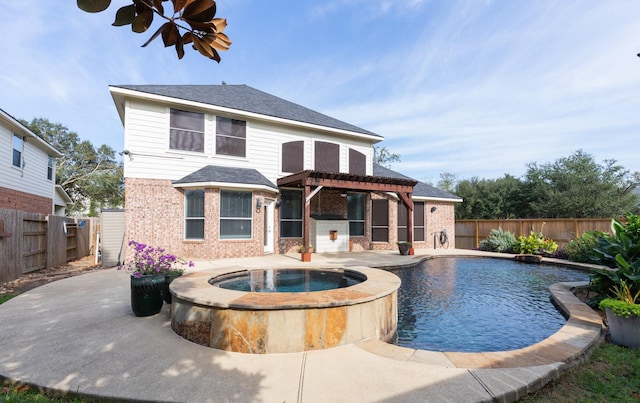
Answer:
303;183;311;253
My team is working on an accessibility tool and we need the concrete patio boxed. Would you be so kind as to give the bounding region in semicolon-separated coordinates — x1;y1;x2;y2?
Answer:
0;249;604;402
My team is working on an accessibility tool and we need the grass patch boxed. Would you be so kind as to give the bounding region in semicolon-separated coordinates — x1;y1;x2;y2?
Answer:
0;294;16;305
1;384;89;402
521;343;640;402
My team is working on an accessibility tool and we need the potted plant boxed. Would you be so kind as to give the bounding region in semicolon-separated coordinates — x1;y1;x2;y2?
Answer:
513;228;558;263
599;280;640;349
119;240;193;316
299;245;313;262
397;241;412;256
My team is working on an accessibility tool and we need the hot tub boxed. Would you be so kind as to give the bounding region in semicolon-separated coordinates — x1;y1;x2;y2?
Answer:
170;266;400;354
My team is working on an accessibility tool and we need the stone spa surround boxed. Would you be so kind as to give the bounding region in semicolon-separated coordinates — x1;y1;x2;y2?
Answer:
170;266;401;354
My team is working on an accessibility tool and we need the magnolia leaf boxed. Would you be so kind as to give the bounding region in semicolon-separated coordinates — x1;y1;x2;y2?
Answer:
185;20;216;33
183;0;216;23
77;0;111;13
182;32;194;45
153;0;164;15
212;18;227;32
112;4;136;26
192;36;215;58
162;22;180;47
132;9;154;33
175;35;185;59
141;23;167;47
173;0;191;14
204;32;231;51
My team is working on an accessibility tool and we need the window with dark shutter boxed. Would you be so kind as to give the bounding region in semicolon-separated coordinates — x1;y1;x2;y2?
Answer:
282;141;304;173
170;109;205;152
314;141;339;172
349;148;366;175
216;116;246;157
371;199;389;242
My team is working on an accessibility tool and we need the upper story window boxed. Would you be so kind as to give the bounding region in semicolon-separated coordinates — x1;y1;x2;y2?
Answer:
47;156;54;180
349;148;366;175
282;141;304;173
185;189;205;240
315;141;339;172
216;116;246;157
12;134;23;168
170;109;205;153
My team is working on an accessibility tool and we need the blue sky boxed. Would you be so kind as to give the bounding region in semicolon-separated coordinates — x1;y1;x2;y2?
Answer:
1;1;639;185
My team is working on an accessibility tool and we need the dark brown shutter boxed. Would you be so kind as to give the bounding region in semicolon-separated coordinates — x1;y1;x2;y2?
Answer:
349;148;366;175
315;141;339;172
371;199;389;242
282;141;304;172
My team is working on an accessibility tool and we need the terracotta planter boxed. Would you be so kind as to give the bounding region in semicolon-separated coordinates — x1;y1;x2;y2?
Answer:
130;274;164;317
605;307;640;349
301;252;311;262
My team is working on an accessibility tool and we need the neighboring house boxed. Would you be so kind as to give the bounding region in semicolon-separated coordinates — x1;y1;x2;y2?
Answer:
0;108;64;215
109;84;462;259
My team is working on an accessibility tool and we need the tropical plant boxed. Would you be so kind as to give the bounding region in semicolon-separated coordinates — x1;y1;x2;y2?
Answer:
513;230;558;255
119;240;193;278
77;0;231;62
566;230;608;263
478;227;516;253
589;215;640;303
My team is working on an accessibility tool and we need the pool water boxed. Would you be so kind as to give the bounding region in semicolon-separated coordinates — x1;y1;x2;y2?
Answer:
395;257;590;352
212;268;363;292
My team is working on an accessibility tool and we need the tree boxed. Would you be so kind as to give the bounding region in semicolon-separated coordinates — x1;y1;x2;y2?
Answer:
524;150;638;218
77;0;231;62
21;118;124;216
373;145;401;169
437;172;457;193
453;175;525;219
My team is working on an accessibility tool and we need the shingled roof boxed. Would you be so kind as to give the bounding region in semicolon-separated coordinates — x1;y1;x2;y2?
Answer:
112;84;382;139
173;165;277;191
373;163;462;201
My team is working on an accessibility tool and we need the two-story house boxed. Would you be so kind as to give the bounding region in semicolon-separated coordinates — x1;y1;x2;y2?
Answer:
109;84;461;260
0;108;68;216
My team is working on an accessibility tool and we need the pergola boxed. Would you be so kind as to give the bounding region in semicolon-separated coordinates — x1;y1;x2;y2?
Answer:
277;170;418;253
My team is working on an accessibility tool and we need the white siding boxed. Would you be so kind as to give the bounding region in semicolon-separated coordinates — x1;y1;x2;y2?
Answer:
0;122;54;199
123;99;376;183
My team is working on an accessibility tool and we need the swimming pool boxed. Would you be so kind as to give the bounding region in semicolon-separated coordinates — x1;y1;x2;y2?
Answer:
394;257;590;352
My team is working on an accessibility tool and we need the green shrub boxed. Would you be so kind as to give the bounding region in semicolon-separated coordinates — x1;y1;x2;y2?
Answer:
513;231;558;255
479;228;516;253
590;214;640;302
566;230;607;263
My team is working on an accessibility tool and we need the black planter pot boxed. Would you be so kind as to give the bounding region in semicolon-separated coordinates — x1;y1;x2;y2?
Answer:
163;273;182;304
397;243;411;256
130;275;164;317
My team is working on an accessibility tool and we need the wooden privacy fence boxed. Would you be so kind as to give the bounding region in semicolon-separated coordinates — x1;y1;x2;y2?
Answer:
0;208;96;284
455;218;616;250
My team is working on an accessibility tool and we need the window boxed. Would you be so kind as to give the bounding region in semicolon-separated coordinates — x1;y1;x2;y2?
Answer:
12;134;23;168
347;193;365;236
349;149;366;175
282;141;304;173
185;189;205;239
397;201;425;242
279;189;302;238
216;116;246;157
371;199;389;242
314;141;339;172
47;157;54;180
170;109;205;152
220;190;252;239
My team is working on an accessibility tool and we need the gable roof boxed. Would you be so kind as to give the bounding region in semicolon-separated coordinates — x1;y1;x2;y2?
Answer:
110;84;382;140
373;163;462;202
173;165;278;192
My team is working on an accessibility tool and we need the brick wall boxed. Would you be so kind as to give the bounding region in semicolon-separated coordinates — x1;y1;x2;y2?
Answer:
124;178;269;260
0;186;52;215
